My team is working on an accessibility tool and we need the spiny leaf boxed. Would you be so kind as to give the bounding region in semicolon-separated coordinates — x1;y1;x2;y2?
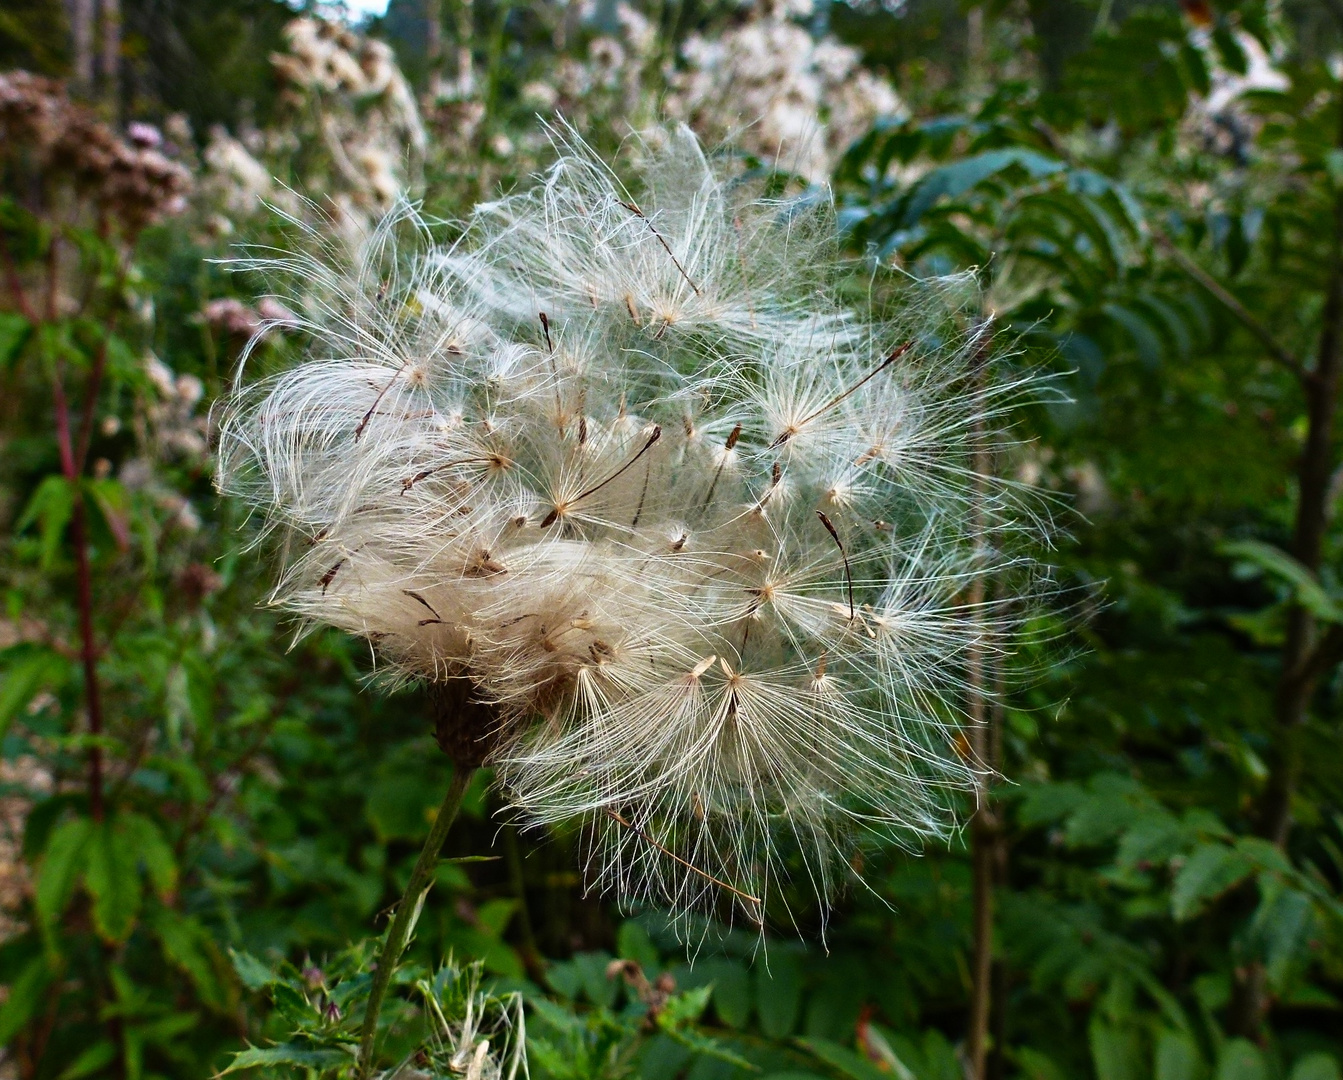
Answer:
219;1044;352;1075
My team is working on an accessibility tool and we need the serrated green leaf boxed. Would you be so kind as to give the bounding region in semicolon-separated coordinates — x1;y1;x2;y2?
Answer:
154;908;231;1011
1171;845;1254;921
16;475;75;571
34;815;93;938
0;311;30;369
662;1025;758;1071
896;149;1065;229
119;812;177;899
84;478;131;551
85;819;142;942
796;1037;888;1080
269;980;316;1023
1017;781;1086;828
55;1040;117;1080
1253;885;1313;990
0;955;53;1044
659;984;713;1027
0;643;68;739
230;949;276;992
220;1044;351;1075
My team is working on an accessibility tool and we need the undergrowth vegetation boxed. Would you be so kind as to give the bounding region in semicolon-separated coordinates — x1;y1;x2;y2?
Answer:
2;1;1343;1079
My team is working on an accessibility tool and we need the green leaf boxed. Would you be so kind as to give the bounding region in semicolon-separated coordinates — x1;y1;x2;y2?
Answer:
475;897;518;939
1217;1039;1267;1080
153;908;231;1011
0;311;30;369
1219;540;1341;622
16;475;75;571
1254;885;1313;989
0;643;68;739
55;1041;117;1080
662;1025;758;1072
756;953;802;1038
896;148;1065;228
1155;1029;1205;1080
220;1044;351;1075
617;920;660;972
229;949;276;992
855;1025;917;1080
0;956;53;1044
364;769;444;842
1290;1054;1342;1080
119;812;177;899
705;959;752;1029
1171;844;1255;921
659;984;713;1027
796;1037;888;1080
85;819;143;942
84;478;131;551
34;815;93;937
1017;781;1086;827
1090;1019;1142;1080
269;981;317;1024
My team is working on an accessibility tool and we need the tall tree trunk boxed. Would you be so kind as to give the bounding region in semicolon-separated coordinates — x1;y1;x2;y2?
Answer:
425;0;442;94
99;0;120;118
1262;96;1343;850
1231;92;1343;1041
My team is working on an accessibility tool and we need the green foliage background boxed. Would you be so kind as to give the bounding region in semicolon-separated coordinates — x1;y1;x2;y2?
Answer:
3;1;1343;1078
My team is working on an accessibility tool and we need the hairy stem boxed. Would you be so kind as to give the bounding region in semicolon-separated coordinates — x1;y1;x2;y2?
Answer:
966;328;995;1080
358;766;474;1079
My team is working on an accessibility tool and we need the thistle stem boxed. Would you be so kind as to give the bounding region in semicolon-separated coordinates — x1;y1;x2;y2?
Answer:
358;766;474;1079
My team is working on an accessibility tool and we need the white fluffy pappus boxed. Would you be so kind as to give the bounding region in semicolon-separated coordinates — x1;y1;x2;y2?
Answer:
217;123;1048;935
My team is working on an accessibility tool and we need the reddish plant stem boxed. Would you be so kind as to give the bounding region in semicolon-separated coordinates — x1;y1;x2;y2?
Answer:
40;230;106;825
74;338;108;474
53;362;106;822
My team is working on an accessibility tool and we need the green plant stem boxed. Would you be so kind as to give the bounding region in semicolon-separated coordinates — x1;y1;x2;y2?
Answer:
358;766;474;1079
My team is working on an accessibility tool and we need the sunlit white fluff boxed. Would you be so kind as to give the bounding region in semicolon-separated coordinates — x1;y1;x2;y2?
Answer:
218;122;1044;934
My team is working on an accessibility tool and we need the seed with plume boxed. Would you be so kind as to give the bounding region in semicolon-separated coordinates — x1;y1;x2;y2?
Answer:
218;122;1043;932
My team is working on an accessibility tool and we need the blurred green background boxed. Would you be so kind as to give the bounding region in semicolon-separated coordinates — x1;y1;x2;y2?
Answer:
3;1;1343;1078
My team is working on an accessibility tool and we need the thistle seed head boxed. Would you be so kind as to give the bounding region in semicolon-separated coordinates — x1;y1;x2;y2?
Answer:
218;122;1046;933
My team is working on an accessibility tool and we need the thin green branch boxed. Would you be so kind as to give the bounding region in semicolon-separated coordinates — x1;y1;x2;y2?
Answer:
1152;228;1304;378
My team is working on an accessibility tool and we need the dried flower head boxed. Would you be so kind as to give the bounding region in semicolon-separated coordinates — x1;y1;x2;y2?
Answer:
271;17;425;212
219;124;1043;932
0;70;190;235
667;4;903;182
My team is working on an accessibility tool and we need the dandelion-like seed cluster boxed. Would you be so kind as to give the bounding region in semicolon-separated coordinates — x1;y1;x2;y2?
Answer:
219;124;1043;932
